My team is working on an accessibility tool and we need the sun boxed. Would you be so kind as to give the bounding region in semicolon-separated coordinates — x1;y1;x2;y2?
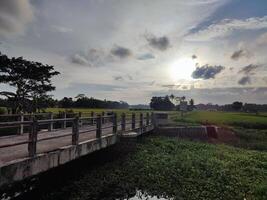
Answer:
169;57;196;81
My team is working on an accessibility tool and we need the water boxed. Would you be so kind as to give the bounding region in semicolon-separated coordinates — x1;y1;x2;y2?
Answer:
126;190;172;200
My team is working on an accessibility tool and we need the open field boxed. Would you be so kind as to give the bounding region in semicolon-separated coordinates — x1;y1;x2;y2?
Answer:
19;137;267;200
175;111;267;129
46;107;152;116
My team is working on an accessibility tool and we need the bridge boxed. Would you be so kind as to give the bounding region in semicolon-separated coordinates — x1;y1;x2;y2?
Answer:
0;111;154;188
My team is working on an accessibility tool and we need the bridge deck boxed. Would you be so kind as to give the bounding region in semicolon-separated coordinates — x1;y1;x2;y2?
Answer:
0;122;135;167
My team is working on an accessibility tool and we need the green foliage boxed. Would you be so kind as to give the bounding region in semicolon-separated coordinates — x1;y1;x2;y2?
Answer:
0;52;60;113
36;137;267;200
175;111;267;129
0;107;6;114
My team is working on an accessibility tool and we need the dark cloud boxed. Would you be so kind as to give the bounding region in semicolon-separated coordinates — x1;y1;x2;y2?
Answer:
239;64;259;75
70;48;109;67
192;55;197;59
113;76;124;81
137;53;155;60
231;49;250;60
146;34;170;51
238;76;251;85
110;45;132;59
0;0;33;37
191;64;225;79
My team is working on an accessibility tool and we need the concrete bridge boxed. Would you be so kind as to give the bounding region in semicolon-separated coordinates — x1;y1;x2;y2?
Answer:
0;112;154;188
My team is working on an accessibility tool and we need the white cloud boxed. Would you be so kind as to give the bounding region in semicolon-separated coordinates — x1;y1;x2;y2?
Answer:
187;16;267;41
0;0;34;37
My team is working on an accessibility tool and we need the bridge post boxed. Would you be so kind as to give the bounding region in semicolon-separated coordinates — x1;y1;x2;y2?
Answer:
18;112;24;135
96;114;102;138
139;113;143;132
72;116;79;145
91;111;94;125
102;111;105;124
112;113;117;134
131;113;136;130
121;113;126;131
48;112;53;132
78;112;82;127
63;112;67;129
151;112;155;126
28;117;38;157
146;112;149;126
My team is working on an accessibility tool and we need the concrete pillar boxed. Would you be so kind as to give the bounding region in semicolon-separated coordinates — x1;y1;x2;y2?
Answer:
131;113;136;130
48;112;53;132
146;113;149;126
62;112;67;129
72;116;79;145
28;117;38;157
139;113;143;132
91;111;94;125
18;112;24;135
96;115;102;138
121;113;126;131
102;111;105;124
78;112;82;127
112;113;117;134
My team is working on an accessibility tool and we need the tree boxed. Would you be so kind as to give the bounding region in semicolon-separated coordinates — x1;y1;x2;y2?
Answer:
0;52;60;113
232;101;243;111
150;96;175;111
189;98;195;111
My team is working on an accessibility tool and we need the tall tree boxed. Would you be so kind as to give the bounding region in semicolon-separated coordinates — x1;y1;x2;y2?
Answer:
0;52;60;113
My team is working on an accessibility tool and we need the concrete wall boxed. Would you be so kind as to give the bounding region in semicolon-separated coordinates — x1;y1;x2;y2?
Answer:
0;134;117;187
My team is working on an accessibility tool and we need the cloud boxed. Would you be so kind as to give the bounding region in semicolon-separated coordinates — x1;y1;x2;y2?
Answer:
113;76;124;81
110;45;132;59
187;16;267;41
256;32;267;45
191;64;225;79
70;48;109;67
192;55;197;59
51;25;73;33
137;53;155;60
0;0;34;37
231;49;250;60
145;34;170;51
238;76;251;85
239;64;259;75
71;54;89;65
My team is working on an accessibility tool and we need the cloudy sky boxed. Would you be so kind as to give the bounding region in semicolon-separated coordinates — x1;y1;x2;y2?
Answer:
0;0;267;105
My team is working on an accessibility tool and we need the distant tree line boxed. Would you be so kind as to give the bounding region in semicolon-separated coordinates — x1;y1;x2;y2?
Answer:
57;94;129;109
150;95;195;111
196;102;267;113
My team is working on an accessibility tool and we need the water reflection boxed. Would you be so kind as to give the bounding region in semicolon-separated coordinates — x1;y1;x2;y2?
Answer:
125;190;173;200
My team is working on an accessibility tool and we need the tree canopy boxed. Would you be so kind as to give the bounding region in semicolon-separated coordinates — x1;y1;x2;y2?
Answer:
0;52;60;113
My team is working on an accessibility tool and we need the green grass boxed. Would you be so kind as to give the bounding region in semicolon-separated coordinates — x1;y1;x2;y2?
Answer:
34;137;267;200
175;111;267;129
46;107;151;116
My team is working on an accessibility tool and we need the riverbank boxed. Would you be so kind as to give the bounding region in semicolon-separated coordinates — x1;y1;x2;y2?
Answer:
12;136;267;200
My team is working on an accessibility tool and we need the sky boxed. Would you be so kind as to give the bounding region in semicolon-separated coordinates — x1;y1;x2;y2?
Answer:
0;0;267;105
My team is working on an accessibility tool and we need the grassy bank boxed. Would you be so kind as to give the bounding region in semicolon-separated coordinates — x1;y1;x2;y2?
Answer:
22;137;267;200
175;111;267;129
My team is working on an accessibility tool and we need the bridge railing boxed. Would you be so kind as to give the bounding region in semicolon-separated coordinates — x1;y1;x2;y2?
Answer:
0;112;154;158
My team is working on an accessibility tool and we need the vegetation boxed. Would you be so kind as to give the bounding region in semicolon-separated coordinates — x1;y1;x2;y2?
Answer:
175;111;267;129
23;137;267;200
0;52;59;113
58;95;129;109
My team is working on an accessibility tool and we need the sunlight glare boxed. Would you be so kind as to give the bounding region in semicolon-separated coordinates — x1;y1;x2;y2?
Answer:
169;57;196;81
